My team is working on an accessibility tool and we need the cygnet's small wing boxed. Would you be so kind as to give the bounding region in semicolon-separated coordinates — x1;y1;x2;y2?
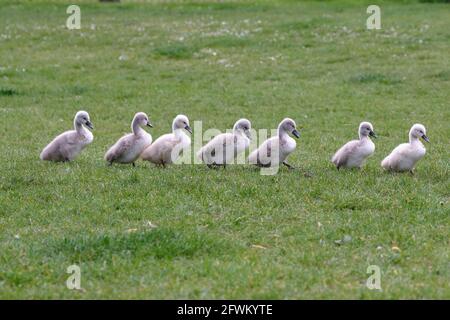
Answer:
40;131;73;161
249;137;275;167
105;133;134;162
332;140;359;168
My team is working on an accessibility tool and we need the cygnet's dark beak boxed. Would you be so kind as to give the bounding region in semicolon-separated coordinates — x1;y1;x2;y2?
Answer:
292;129;300;138
185;125;192;134
421;134;430;143
369;130;377;138
85;121;94;130
147;122;153;128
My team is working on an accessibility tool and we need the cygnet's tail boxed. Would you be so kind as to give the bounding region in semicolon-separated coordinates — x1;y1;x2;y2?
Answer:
381;155;390;170
104;147;115;162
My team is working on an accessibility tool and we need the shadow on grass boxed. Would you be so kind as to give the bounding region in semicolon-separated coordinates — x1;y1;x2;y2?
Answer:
0;88;19;96
349;73;403;85
154;43;197;59
429;70;450;81
154;36;254;59
59;84;89;96
277;17;328;32
42;228;234;261
165;1;273;13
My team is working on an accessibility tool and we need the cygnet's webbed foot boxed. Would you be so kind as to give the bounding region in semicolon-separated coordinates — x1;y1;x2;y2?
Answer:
283;161;312;177
302;170;313;178
386;169;396;175
207;163;220;170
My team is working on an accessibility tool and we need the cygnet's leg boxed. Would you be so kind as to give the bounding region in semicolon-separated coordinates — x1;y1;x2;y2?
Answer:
107;161;113;167
409;169;415;175
222;147;227;169
132;162;136;167
282;161;295;170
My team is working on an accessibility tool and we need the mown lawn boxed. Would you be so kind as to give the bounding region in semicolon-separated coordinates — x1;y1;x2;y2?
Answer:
0;0;449;299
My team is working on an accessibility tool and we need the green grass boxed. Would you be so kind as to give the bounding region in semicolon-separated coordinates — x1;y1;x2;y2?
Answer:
0;0;449;299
